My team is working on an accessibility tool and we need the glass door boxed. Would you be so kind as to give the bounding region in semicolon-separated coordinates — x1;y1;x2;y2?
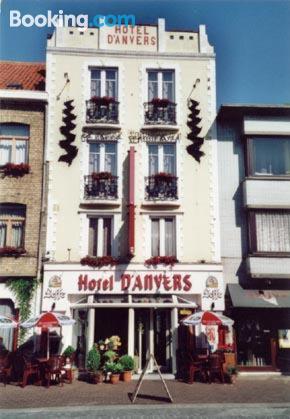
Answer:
154;309;172;372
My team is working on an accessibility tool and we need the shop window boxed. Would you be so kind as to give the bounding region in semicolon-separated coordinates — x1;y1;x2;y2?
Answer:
151;217;176;257
90;68;118;99
247;136;290;177
0;203;26;248
88;217;112;257
89;142;117;175
0;123;29;166
249;210;290;254
147;69;175;102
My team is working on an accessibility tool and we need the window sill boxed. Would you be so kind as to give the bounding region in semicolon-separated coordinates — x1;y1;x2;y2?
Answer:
249;252;290;258
80;199;121;207
84;122;121;130
245;176;290;181
141;200;180;208
141;124;180;132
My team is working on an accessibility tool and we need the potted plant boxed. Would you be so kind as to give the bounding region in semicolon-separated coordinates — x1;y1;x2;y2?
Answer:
62;345;76;363
119;355;134;382
86;345;102;384
105;362;123;384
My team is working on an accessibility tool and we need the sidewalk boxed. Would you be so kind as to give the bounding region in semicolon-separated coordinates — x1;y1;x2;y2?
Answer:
1;376;290;409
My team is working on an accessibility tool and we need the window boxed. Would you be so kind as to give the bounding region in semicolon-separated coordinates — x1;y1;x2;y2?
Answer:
248;137;290;176
249;210;290;254
151;217;176;257
0;123;29;166
88;217;112;257
147;70;175;101
89;142;117;175
91;68;118;99
148;143;176;175
0;204;26;248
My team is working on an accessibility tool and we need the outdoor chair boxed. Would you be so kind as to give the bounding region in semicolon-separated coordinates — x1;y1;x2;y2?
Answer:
186;353;204;384
21;356;41;388
206;354;225;384
44;356;65;388
0;353;12;386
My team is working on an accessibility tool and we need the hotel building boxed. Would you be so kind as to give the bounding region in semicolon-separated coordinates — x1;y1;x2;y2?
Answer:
43;19;224;373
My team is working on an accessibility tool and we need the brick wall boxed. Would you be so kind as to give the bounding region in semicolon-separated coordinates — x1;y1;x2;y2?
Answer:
0;101;45;277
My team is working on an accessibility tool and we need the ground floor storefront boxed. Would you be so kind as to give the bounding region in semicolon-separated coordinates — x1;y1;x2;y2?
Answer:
42;263;225;374
228;284;290;372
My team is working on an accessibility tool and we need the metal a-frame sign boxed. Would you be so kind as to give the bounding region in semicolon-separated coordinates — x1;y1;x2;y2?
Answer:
131;353;173;403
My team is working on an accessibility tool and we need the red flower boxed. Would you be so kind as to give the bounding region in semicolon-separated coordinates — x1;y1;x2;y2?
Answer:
145;256;178;266
151;172;175;182
0;247;26;257
150;98;172;107
80;255;119;268
3;163;30;178
91;171;113;180
90;96;117;105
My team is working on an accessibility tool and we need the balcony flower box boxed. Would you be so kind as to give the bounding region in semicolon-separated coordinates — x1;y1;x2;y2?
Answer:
145;256;178;266
3;163;30;178
150;98;173;108
152;172;175;182
90;96;117;106
0;247;26;257
80;255;118;268
91;171;113;181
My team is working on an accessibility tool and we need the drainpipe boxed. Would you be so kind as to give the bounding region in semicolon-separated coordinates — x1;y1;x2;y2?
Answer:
34;98;49;317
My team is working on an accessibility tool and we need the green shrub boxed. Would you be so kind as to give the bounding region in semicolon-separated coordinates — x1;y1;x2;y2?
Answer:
62;345;75;358
105;361;123;374
103;350;117;362
87;346;101;372
119;355;134;371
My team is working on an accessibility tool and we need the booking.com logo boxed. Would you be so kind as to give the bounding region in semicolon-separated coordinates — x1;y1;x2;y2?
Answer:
10;10;136;28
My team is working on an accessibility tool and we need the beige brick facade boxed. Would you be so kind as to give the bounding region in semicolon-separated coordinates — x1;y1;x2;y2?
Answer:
0;101;45;277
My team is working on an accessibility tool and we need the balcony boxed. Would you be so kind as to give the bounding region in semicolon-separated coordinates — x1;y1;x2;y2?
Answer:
144;100;177;128
84;173;118;201
145;173;178;201
86;97;119;125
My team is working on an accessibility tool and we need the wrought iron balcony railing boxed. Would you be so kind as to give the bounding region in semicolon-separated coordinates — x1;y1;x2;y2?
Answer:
145;174;178;201
86;99;119;124
84;174;118;200
144;101;177;125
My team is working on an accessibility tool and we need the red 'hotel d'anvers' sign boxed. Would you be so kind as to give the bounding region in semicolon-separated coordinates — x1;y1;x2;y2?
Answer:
78;273;192;293
106;26;157;46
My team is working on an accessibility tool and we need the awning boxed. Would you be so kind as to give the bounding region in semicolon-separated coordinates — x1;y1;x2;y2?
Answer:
228;284;290;308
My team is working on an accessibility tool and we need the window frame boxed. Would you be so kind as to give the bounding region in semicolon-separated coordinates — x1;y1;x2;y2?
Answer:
150;216;176;257
246;135;290;178
0;204;26;249
148;143;176;175
248;209;290;257
88;215;114;257
147;69;175;102
88;142;117;175
0;123;30;167
90;67;118;99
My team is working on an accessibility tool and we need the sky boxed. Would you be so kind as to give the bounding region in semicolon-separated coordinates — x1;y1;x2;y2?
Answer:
0;0;290;107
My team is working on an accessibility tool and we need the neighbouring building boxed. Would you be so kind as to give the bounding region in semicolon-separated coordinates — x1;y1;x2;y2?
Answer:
218;105;290;372
0;61;47;349
43;19;225;374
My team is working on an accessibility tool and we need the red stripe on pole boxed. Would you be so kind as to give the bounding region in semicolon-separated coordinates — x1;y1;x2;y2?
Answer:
128;146;135;256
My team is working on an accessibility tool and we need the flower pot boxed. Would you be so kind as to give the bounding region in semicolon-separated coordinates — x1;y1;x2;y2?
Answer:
230;374;237;384
88;372;99;384
96;371;104;383
110;373;120;384
122;370;132;382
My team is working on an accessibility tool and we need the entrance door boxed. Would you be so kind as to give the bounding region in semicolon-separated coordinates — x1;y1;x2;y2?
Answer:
154;310;171;372
134;308;172;373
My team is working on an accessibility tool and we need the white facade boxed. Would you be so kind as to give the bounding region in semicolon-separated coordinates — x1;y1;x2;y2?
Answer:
44;19;223;373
